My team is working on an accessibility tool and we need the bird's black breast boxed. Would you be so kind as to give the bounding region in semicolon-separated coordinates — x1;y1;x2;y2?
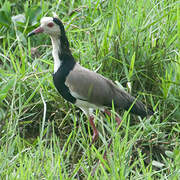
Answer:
53;54;76;104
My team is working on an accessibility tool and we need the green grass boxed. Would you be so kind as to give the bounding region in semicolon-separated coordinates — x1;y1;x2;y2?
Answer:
0;0;179;179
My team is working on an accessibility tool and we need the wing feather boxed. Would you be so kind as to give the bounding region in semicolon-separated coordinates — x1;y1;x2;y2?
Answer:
65;63;153;117
65;64;125;107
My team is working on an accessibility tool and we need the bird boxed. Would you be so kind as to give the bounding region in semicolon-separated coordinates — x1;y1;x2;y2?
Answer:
28;15;154;144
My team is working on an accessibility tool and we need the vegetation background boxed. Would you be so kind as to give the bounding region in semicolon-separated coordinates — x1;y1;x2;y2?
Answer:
0;0;179;179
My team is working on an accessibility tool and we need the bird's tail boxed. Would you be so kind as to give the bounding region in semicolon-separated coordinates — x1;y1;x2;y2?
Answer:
115;89;154;118
127;98;154;118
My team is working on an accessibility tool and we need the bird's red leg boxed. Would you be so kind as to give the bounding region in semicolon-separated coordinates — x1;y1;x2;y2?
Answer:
103;109;122;159
104;109;122;126
91;110;122;175
89;115;99;145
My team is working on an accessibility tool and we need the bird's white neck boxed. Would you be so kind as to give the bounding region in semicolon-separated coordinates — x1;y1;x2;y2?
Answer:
51;36;62;73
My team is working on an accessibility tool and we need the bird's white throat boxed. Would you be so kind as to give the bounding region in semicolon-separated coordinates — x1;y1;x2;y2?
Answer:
51;36;62;73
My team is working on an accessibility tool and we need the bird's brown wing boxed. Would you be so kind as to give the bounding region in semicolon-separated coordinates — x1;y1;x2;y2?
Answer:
65;63;153;117
65;64;131;107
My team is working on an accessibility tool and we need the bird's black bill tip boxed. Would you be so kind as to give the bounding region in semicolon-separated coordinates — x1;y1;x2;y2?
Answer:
27;27;44;38
27;31;35;38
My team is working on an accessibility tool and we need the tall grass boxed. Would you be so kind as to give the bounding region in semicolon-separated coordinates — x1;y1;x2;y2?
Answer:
0;0;179;179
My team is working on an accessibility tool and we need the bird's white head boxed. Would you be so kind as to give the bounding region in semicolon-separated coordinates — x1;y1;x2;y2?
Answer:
28;15;64;37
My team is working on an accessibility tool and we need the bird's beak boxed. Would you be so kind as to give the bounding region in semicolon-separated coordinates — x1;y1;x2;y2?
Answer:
27;26;44;37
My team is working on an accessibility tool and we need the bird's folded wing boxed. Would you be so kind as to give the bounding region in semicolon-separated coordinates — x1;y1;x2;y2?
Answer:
65;63;153;118
65;64;128;107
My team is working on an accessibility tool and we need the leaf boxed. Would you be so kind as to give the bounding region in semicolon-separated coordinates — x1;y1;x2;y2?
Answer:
16;30;27;45
128;52;136;81
0;10;11;27
165;150;173;158
0;78;15;102
25;6;42;25
11;14;26;24
1;1;11;17
0;1;11;27
152;160;165;168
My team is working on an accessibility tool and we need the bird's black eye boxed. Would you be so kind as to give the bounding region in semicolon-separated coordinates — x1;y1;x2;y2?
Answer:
47;22;54;28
